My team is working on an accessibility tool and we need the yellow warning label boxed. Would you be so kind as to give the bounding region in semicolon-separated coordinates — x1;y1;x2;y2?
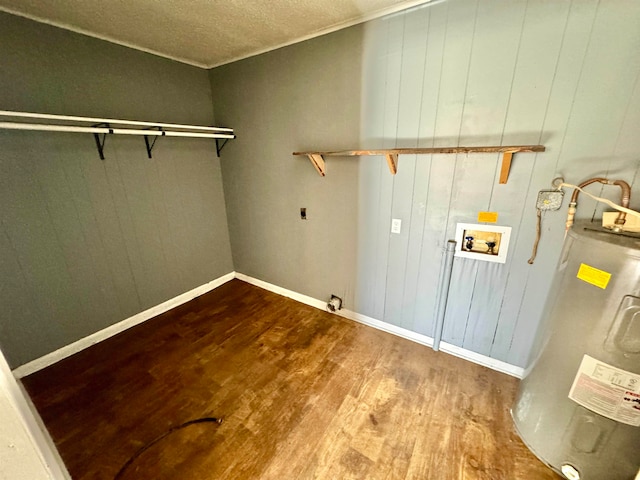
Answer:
577;263;611;289
478;211;498;223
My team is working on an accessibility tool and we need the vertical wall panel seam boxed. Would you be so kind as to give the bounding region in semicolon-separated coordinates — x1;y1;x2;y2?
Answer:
394;16;407;146
498;1;574;356
63;151;115;318
632;161;640;190
414;9;431;149
375;19;391;318
501;0;590;357
445;0;479;344
31;153;89;325
100;151;142;311
153;152;184;288
148;154;172;290
76;153;125;320
0;219;33;332
380;18;392;319
138;141;172;294
412;8;439;327
0;220;27;280
552;0;600;176
427;1;449;150
62;154;101;290
454;0;480;145
110;141;144;309
168;148;191;282
461;265;480;345
396;15;421;323
382;17;399;320
490;157;539;336
442;0;479;240
490;274;514;351
604;62;640;176
490;0;528;209
568;0;603;220
404;9;430;304
488;0;536;350
538;1;572;149
414;4;447;327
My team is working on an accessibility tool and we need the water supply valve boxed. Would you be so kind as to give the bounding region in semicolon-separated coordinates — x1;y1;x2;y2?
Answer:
465;236;474;251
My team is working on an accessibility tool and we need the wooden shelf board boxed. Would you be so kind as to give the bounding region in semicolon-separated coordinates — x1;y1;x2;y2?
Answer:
293;145;544;157
293;145;545;183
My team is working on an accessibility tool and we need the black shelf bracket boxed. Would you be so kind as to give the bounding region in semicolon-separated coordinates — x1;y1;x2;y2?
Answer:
216;138;230;157
92;123;112;160
144;127;165;158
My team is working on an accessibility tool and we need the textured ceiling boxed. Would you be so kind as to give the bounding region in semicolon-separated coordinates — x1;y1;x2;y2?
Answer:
0;0;434;68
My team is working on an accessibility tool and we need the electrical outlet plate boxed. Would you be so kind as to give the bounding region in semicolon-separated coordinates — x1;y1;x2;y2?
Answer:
536;190;564;211
328;295;342;312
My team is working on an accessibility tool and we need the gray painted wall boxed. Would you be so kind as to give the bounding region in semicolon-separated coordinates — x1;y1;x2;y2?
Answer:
211;0;640;368
0;13;233;367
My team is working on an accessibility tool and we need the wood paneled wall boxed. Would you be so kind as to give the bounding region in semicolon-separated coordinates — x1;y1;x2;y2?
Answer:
355;0;640;367
211;0;640;368
0;13;234;367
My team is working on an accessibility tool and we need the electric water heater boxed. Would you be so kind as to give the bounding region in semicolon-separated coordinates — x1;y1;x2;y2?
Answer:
513;221;640;480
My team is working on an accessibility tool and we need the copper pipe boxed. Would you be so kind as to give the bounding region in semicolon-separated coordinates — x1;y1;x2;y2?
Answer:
613;180;631;225
570;177;632;227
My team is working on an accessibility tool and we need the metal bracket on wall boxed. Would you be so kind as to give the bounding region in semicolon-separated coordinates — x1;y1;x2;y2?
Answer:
0;110;236;161
92;123;112;160
216;138;230;157
143;127;165;159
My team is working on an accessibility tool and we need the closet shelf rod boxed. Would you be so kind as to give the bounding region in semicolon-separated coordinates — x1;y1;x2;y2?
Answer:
0;122;235;139
0;110;233;133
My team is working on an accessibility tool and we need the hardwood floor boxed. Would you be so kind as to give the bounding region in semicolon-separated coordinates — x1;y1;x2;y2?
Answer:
22;279;559;479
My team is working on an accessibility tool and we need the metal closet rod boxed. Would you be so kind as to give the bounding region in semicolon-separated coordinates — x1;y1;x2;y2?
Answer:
0;110;235;138
0;121;234;139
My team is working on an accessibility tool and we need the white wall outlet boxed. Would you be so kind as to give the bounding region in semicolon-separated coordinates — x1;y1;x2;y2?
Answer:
391;218;402;234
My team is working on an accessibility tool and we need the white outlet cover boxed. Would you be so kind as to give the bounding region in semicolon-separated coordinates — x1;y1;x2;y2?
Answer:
391;218;402;234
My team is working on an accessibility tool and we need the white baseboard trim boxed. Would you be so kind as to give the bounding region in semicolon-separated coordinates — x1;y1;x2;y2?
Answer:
234;273;328;311
438;342;524;378
235;273;524;379
12;272;236;378
12;270;524;380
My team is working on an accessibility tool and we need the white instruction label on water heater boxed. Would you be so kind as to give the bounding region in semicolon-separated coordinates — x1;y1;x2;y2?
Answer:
568;355;640;427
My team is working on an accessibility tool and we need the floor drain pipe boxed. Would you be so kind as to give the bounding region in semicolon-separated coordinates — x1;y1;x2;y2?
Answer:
432;240;457;351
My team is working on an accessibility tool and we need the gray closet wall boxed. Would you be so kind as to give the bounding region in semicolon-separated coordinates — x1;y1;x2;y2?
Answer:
210;0;640;368
0;12;233;367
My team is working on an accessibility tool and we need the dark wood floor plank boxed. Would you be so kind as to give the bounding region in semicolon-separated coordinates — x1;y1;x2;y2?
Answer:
22;279;558;479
